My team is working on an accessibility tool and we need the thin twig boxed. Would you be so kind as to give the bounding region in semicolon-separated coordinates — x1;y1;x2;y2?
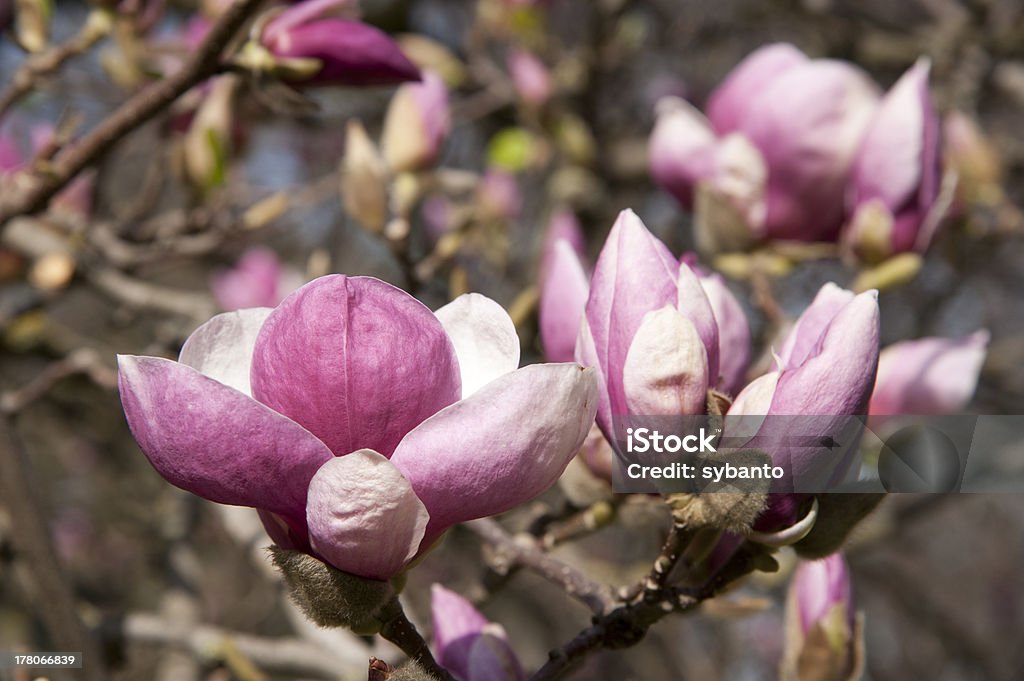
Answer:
0;416;106;681
377;598;456;681
121;612;353;680
0;348;117;414
0;10;113;118
466;518;616;616
0;0;266;229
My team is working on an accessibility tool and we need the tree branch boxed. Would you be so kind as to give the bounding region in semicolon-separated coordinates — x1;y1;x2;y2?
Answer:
465;518;616;616
377;598;456;681
0;0;266;229
0;416;106;681
0;9;113;118
121;612;354;680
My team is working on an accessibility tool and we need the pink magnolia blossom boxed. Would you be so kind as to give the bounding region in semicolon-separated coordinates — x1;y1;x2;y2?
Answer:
507;48;553;107
119;276;597;580
538;210;589;364
869;331;988;417
210;247;301;311
650;43;882;242
576;210;758;448
729;283;880;493
260;0;419;87
844;59;945;263
382;70;451;172
784;554;858;680
432;584;524;681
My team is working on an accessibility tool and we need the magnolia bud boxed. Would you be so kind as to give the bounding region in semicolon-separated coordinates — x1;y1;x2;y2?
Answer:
341;120;389;233
270;547;396;629
183;75;238;193
14;0;51;52
782;554;864;681
255;0;420;87
382;70;450;173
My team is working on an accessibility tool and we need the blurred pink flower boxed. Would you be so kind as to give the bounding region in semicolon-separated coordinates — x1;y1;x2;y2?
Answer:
119;277;597;579
507;48;553;107
432;584;524;681
844;59;945;263
210;247;300;311
869;331;988;417
260;0;419;87
650;43;889;243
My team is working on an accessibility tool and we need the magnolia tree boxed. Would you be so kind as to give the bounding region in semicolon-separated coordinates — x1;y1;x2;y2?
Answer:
0;0;1019;680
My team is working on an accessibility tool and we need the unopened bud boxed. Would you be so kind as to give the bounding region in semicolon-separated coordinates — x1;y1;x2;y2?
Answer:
382;71;450;173
341;120;389;233
14;0;51;52
182;75;238;192
781;554;864;681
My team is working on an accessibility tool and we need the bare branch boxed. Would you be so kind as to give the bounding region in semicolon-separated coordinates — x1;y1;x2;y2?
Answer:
465;518;616;616
0;0;266;229
122;612;355;680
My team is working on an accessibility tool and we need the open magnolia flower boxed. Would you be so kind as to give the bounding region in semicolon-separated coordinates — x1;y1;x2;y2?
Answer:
118;275;597;581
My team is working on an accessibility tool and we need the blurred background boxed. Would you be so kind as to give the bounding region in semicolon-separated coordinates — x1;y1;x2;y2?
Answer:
2;0;1024;679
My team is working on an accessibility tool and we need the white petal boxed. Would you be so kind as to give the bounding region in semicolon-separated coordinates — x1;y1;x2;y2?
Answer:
623;306;709;416
179;308;273;395
435;293;521;397
306;450;429;580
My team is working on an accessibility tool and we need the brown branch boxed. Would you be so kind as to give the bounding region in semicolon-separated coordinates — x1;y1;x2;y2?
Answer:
465;518;616;616
0;0;266;230
0;348;117;414
0;10;113;118
0;416;106;681
527;536;766;681
377;598;456;681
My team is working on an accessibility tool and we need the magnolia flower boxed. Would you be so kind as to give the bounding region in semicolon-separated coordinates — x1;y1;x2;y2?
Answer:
210;247;302;311
729;283;880;492
256;0;420;87
432;584;524;681
382;70;451;173
782;554;861;681
507;48;553;107
844;59;945;264
869;331;988;417
119;276;597;580
477;169;522;221
576;210;755;450
649;43;881;243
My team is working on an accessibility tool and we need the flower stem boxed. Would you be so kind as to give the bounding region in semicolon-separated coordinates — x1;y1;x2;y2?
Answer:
377;597;456;681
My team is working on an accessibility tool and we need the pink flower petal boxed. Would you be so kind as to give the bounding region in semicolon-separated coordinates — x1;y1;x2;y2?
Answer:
435;293;521;398
539;239;590;363
648;97;718;209
432;584;490;678
179;308;273;395
707;43;809;135
622;306;709;417
777;283;856;369
305;450;429;580
390;364;597;544
251;275;461;458
869;331;988;416
118;355;333;522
